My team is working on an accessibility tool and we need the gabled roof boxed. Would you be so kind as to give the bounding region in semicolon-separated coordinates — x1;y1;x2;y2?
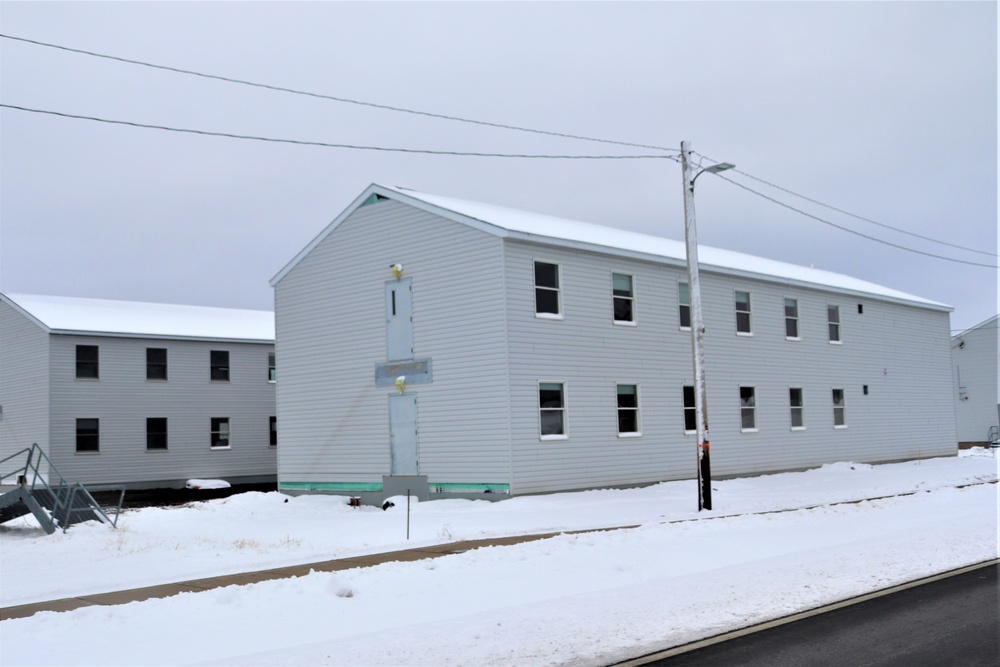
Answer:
1;293;274;343
952;314;999;340
271;183;950;311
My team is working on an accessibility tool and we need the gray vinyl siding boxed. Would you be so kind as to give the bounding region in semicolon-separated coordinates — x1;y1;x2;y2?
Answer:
47;334;276;488
503;239;956;495
952;318;999;443
274;200;511;488
0;300;50;474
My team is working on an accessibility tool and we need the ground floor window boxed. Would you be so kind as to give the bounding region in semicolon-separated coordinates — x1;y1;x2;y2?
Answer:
76;418;99;452
146;417;168;450
832;389;847;427
616;384;640;436
539;382;566;438
789;388;805;429
270;416;277;446
683;385;696;433
211;417;230;448
740;386;757;431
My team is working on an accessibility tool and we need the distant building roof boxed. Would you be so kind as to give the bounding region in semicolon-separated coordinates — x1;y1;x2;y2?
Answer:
952;314;999;340
271;183;951;311
1;293;274;343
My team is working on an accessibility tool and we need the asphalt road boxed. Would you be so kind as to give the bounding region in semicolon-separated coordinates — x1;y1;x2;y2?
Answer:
635;563;998;667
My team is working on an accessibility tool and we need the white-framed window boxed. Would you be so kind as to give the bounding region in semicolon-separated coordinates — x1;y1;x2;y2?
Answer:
735;290;753;335
740;386;757;431
612;273;636;325
146;417;168;450
678;282;691;329
832;389;847;427
210;350;230;381
828;305;842;343
146;348;167;380
616;383;641;436
538;382;567;439
789;388;805;429
784;298;800;339
76;418;100;453
268;353;276;382
682;385;696;433
534;261;561;318
76;345;99;379
211;417;231;448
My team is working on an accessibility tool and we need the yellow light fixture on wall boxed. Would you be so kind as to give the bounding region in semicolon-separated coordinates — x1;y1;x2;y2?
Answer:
390;263;403;279
395;376;406;393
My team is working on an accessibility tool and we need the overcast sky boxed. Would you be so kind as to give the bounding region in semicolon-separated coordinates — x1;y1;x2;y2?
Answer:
0;1;996;332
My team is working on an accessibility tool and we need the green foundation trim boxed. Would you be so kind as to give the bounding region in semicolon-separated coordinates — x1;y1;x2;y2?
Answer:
279;481;383;492
429;482;510;494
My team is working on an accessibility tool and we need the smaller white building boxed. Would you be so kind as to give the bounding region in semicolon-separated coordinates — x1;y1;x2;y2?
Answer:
0;293;277;489
952;315;999;446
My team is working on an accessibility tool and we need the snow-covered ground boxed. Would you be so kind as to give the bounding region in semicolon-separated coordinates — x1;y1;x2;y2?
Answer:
1;451;997;666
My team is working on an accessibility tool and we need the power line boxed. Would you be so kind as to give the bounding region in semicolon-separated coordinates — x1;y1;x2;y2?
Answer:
0;104;671;160
713;173;998;269
694;150;995;258
0;33;678;156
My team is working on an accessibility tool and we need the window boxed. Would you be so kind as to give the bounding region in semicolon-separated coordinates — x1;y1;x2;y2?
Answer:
269;416;277;447
146;418;168;450
678;282;691;329
789;388;805;429
828;306;841;343
612;273;635;324
682;385;696;433
211;417;230;448
210;350;230;381
735;291;752;334
538;382;566;438
784;298;800;339
616;384;640;435
857;304;864;315
146;348;167;380
76;418;99;452
832;389;847;427
268;353;276;382
534;261;561;317
76;345;99;379
740;386;757;431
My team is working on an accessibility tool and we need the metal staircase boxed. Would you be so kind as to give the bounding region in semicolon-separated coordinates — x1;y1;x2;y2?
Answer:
0;443;124;534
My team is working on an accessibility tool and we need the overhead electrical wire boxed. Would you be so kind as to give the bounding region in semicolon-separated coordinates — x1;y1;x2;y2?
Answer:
0;104;671;160
0;33;677;156
713;173;997;269
693;150;995;258
0;33;993;267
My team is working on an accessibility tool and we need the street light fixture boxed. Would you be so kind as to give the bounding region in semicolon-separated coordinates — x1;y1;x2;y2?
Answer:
680;142;734;511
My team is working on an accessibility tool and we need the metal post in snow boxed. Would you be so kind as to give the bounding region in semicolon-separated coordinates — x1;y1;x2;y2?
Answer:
681;140;713;511
406;489;410;540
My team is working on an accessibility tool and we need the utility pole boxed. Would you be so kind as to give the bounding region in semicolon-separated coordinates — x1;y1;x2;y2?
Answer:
680;141;733;511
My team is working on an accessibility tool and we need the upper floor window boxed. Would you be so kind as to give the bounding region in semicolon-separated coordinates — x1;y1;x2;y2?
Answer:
612;273;635;324
539;382;566;438
832;389;847;427
735;291;752;334
76;418;100;452
616;384;640;436
211;417;231;448
534;261;561;318
682;385;696;433
828;306;841;343
784;298;800;339
210;350;230;381
76;345;99;379
678;282;691;329
740;386;757;431
146;348;168;380
146;417;168;450
789;388;805;429
268;353;276;382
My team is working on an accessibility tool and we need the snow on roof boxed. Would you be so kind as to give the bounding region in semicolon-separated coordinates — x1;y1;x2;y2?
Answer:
2;293;274;342
378;185;949;310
